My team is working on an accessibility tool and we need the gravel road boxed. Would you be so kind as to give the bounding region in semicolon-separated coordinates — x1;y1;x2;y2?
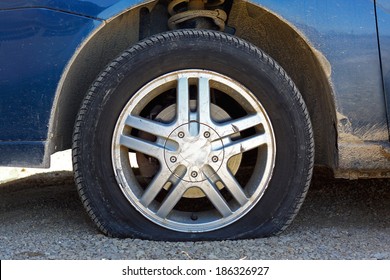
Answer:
0;171;389;260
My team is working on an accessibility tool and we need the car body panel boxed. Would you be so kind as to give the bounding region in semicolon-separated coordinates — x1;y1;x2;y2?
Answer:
376;0;390;128
0;0;146;20
0;0;389;176
0;8;101;166
255;0;387;140
252;0;390;177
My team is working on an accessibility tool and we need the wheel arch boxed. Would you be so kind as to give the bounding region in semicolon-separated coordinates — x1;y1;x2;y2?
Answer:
47;0;337;170
46;1;158;158
227;1;338;169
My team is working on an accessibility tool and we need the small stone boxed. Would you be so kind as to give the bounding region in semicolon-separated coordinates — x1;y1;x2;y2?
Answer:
136;250;146;259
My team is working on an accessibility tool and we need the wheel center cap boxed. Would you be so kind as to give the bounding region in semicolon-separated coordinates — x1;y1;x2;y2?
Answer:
164;122;224;183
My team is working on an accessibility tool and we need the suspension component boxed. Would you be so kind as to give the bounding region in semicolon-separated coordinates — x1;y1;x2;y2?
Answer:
168;0;227;31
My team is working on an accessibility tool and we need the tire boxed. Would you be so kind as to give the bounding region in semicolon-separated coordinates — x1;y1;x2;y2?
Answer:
72;30;314;240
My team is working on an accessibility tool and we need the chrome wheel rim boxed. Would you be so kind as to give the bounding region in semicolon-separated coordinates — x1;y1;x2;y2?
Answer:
112;70;276;232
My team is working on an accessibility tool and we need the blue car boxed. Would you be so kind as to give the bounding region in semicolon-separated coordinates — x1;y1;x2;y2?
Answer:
1;0;389;240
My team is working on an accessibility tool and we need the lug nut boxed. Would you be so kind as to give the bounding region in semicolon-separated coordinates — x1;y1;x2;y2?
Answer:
191;171;198;178
212;156;219;162
204;131;210;138
170;156;177;163
178;131;185;138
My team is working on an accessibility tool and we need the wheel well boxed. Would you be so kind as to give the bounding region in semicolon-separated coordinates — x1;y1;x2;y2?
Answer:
49;0;337;169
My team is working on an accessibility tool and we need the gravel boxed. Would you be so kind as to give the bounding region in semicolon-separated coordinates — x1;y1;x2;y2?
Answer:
0;172;389;260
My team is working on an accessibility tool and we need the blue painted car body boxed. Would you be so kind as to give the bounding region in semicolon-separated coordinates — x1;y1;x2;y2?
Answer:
0;0;390;178
377;0;390;123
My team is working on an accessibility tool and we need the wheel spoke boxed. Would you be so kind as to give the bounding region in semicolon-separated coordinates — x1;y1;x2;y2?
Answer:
140;167;173;207
176;76;190;125
119;135;164;160
124;115;172;139
156;181;187;218
200;180;232;217
223;133;270;157
216;114;263;138
217;166;248;206
197;76;211;124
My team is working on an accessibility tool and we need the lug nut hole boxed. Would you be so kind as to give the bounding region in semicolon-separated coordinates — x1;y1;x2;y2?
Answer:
191;213;198;221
